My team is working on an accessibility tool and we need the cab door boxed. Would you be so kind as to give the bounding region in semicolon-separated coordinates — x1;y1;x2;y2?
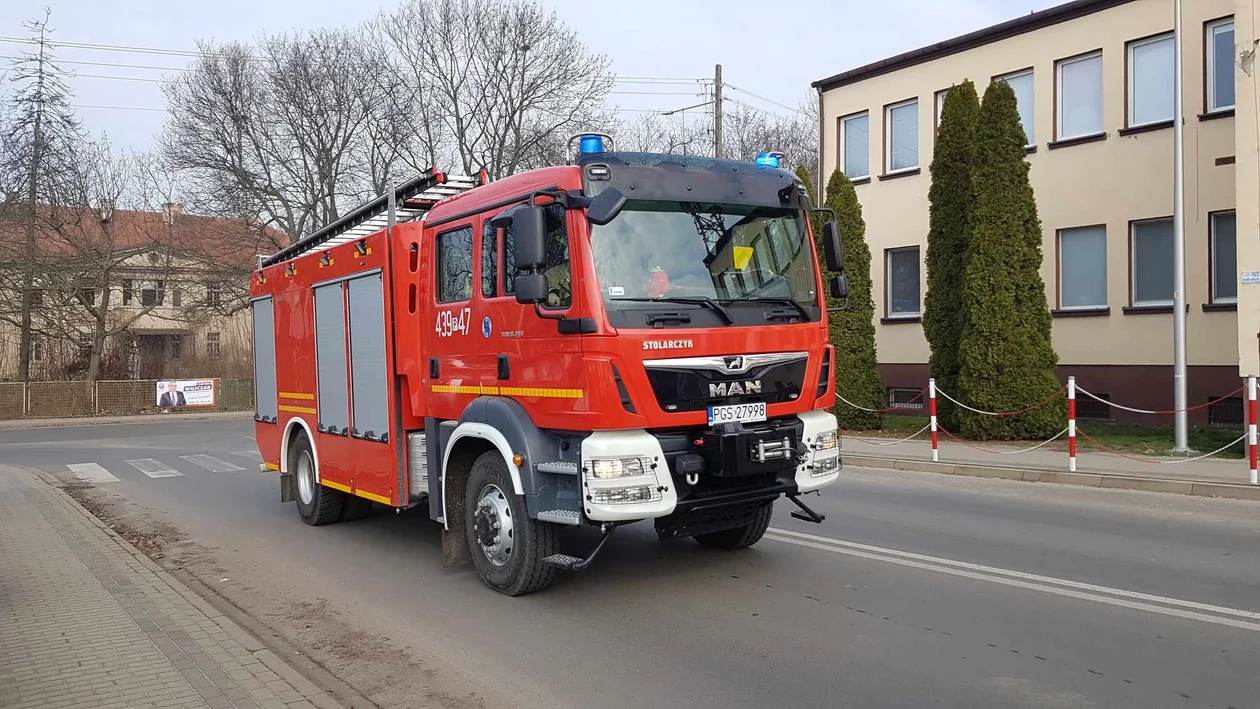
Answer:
424;219;480;422
478;203;586;428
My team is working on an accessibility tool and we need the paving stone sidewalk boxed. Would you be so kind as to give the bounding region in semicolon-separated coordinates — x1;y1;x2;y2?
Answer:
0;465;340;709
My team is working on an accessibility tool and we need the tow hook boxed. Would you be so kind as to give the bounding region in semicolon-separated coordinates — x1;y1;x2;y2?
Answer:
786;494;826;524
543;523;617;572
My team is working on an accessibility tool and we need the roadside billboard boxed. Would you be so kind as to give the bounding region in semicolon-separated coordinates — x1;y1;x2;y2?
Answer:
156;379;216;408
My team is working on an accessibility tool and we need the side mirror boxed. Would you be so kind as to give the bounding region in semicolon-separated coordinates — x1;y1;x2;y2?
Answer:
822;222;844;273
512;205;547;271
829;273;849;300
515;273;548;305
586;187;626;226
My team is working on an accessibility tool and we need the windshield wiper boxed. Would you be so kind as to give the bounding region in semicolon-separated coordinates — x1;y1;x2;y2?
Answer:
723;297;811;322
610;297;734;325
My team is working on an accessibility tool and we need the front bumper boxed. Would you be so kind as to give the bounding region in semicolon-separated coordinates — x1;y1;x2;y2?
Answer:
579;410;840;523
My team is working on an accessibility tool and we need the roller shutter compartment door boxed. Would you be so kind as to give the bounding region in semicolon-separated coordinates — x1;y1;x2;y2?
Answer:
251;297;277;422
314;282;350;433
347;274;390;442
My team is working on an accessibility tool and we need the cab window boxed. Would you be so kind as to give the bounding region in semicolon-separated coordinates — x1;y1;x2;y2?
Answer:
436;226;474;303
501;203;571;308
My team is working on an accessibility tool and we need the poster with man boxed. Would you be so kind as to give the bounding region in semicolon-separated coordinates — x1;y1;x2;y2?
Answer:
156;380;216;408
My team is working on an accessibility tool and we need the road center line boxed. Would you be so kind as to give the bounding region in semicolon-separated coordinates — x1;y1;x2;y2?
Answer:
764;529;1260;633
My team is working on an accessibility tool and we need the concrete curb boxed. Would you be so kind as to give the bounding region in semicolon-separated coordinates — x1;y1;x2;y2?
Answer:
0;410;253;430
846;454;1260;502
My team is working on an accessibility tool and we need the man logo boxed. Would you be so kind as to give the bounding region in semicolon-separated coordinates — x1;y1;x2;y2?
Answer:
709;380;763;397
723;356;745;373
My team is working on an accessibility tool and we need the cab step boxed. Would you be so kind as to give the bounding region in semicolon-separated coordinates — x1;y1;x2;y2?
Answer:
543;523;616;571
536;509;582;525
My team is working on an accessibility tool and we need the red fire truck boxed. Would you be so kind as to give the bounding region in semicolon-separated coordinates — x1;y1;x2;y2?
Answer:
251;135;849;595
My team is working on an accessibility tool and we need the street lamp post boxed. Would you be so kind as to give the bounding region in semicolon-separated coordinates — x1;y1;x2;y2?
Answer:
1172;0;1189;452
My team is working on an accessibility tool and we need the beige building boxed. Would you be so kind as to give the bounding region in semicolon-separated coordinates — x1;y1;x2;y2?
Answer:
815;0;1257;425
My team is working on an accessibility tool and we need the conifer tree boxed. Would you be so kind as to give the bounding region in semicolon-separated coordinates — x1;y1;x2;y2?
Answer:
957;81;1064;440
923;80;980;431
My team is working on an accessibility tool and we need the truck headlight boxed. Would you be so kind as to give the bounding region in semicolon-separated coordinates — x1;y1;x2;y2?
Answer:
814;429;839;452
811;454;840;477
587;457;653;480
589;486;663;504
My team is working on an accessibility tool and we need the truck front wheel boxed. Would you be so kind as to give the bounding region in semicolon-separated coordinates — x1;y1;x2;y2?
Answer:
464;451;557;596
694;501;774;550
292;431;344;526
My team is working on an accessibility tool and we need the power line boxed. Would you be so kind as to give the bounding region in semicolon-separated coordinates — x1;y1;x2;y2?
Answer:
71;103;167;113
0;55;189;72
0;36;207;58
608;90;705;96
67;73;173;85
724;82;808;117
725;96;789;120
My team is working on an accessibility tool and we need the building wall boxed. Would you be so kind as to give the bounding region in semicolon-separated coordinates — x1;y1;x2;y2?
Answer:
819;0;1239;386
1236;0;1260;376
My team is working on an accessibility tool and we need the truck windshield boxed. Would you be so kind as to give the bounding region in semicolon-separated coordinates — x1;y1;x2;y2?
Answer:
589;200;819;322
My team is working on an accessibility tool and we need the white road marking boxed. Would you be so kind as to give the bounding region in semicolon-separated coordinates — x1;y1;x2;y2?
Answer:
229;450;263;462
67;462;119;483
765;527;1260;633
125;458;184;478
179;454;244;473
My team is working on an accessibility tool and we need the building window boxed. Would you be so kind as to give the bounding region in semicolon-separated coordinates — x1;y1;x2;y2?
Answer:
885;99;918;173
1056;50;1103;140
140;280;165;307
436;226;474;303
934;89;948;131
481;221;498;297
1127;33;1174;127
77;332;92;359
1058;226;1107;309
29;288;44;306
885;246;921;318
1131;219;1174;306
171;335;183;360
122;279;133;306
77;287;96;306
887;387;925;410
206;282;222;306
1206;18;1235;113
171;286;182;307
1208;395;1244;427
206;332;221;359
1076;391;1112;420
840;112;869;179
1211;211;1237;304
30;335;45;362
996;69;1035;146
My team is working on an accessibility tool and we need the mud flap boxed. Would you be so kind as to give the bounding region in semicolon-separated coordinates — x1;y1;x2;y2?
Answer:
442;528;471;567
279;472;296;503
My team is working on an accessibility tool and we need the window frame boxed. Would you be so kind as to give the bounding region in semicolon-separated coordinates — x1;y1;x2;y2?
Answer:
1125;31;1175;129
435;224;476;304
1209;209;1237;304
994;68;1036;147
1055;225;1108;310
884;245;921;319
1055;49;1104;141
1129;217;1176;307
1205;16;1236;114
480;219;499;299
206;331;221;359
883;98;919;175
838;110;870;179
934;88;949;135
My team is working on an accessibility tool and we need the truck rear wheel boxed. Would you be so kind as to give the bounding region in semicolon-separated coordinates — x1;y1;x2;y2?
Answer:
292;431;344;526
340;495;374;522
694;501;774;550
464;451;557;596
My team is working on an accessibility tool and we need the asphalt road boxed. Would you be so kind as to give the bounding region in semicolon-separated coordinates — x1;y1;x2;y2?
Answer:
4;418;1260;709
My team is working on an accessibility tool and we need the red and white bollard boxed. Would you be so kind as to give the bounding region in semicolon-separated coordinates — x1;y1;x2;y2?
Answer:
1068;376;1077;473
1248;375;1257;485
929;378;939;462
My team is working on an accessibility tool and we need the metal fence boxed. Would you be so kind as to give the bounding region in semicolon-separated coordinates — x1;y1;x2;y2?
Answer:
0;379;254;420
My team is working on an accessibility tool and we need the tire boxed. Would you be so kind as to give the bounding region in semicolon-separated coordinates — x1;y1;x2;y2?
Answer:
464;451;557;596
694;501;774;550
340;495;374;522
292;431;344;526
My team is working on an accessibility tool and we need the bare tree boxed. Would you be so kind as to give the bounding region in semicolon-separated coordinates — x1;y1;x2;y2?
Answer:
162;28;390;243
2;10;83;381
384;0;613;180
613;112;710;156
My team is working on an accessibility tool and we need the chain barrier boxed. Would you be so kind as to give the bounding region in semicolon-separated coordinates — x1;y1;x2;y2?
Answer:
936;424;1069;456
934;386;1066;417
1075;427;1247;466
836;388;925;413
1075;384;1244;416
839;423;931;447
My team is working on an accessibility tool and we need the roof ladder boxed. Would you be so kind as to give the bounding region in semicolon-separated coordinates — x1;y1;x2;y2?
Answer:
260;168;486;268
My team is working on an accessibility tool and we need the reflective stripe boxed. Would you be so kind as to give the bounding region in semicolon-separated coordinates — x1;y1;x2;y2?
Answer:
430;383;582;399
321;479;352;493
279;405;318;415
279;392;315;400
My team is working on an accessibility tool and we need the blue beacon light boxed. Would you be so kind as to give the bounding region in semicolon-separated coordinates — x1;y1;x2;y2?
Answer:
755;152;783;168
578;134;606;155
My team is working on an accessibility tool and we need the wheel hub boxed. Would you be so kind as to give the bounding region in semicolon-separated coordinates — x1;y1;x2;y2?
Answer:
296;451;315;506
474;484;513;567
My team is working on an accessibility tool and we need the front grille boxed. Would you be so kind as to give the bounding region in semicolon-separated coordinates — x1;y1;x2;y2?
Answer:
643;357;807;412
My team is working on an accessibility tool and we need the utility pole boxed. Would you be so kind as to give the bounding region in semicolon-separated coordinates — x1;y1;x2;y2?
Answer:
17;17;50;384
1172;0;1189;452
713;64;723;158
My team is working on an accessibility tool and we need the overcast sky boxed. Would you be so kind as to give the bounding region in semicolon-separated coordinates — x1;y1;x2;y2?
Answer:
1;0;1052;155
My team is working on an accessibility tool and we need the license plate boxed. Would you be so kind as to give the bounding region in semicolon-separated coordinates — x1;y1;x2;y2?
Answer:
707;402;767;426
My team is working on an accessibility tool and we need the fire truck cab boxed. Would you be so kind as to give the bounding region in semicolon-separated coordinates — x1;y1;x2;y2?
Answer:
251;136;849;595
